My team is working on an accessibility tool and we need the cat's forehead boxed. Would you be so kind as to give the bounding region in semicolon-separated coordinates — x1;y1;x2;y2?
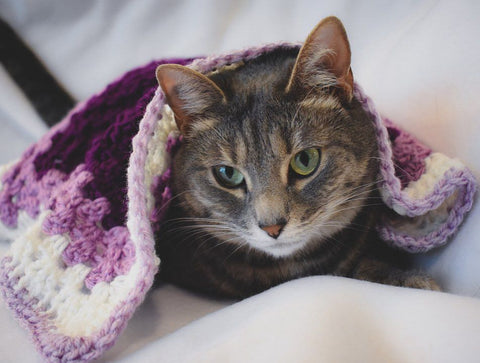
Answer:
223;93;344;140
190;94;345;167
206;48;299;99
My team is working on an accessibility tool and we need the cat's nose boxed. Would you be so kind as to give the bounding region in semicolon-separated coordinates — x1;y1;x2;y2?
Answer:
259;222;286;239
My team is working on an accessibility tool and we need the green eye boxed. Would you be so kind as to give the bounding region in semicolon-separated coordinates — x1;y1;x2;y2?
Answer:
290;148;321;177
213;165;245;188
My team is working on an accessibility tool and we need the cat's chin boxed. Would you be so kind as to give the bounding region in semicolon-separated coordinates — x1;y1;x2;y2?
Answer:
249;239;309;258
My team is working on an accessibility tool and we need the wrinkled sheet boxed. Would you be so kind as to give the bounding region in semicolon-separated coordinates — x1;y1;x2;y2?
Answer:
0;0;479;361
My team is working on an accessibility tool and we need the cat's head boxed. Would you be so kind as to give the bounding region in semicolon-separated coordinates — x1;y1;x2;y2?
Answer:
156;17;378;257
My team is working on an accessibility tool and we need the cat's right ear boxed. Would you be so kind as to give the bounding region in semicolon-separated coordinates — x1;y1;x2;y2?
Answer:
156;64;226;134
286;16;354;102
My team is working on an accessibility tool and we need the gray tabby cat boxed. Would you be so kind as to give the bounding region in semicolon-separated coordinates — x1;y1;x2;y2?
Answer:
154;16;439;298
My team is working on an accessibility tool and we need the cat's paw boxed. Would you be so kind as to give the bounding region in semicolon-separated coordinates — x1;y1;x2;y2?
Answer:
352;258;441;291
402;274;441;291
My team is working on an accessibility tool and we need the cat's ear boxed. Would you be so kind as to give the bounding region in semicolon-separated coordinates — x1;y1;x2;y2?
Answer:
156;64;226;134
286;16;354;102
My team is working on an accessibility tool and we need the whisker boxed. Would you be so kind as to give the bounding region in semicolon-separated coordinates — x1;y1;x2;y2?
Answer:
367;156;416;182
223;240;249;262
301;185;379;227
329;202;384;215
203;233;242;254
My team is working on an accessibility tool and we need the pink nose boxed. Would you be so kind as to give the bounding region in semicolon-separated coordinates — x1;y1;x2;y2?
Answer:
260;224;285;239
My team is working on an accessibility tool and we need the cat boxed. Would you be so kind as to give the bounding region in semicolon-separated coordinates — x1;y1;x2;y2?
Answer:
154;16;439;298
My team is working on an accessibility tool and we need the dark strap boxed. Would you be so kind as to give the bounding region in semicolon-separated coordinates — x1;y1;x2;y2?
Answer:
0;17;75;127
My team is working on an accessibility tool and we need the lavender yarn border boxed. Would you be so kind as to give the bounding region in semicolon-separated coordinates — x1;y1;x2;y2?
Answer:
354;85;477;252
0;42;477;362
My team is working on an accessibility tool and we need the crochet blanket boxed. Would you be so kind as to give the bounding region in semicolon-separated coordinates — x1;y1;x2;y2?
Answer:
0;44;476;362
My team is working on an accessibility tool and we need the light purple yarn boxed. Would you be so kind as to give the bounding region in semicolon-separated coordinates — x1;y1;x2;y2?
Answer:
354;84;477;252
0;42;477;363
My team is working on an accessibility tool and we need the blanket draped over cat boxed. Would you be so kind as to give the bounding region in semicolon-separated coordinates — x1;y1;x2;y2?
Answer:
0;43;476;362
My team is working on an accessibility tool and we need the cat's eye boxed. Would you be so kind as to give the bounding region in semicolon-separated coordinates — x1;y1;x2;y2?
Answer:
290;148;321;177
213;165;245;188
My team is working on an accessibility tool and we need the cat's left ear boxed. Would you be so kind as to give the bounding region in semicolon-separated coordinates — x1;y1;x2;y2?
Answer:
156;64;226;134
286;16;354;102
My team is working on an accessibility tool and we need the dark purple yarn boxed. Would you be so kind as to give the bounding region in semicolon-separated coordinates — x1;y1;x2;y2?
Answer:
32;58;197;229
387;124;431;188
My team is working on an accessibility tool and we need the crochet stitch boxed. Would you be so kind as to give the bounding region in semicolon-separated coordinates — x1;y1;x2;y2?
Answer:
0;43;476;362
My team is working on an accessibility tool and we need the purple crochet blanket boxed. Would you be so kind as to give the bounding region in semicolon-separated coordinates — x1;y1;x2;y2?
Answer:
0;44;476;362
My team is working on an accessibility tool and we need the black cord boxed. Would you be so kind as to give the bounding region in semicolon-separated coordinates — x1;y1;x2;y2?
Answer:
0;17;76;127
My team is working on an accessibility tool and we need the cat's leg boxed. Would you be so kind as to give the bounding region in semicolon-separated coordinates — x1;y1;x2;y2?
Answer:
350;257;441;291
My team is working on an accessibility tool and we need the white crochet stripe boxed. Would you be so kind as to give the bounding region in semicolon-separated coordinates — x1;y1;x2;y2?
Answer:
4;210;119;336
386;153;465;216
144;104;179;214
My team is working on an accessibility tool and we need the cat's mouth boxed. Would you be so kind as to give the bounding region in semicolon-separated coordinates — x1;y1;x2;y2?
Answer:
241;222;322;257
250;234;309;258
263;240;307;257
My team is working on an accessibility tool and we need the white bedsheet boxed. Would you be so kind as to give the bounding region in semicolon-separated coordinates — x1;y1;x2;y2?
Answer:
0;1;479;362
